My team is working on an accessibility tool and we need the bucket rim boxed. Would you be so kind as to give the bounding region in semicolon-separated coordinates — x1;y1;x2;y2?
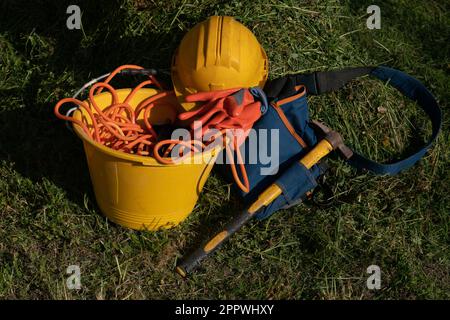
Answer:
72;88;220;166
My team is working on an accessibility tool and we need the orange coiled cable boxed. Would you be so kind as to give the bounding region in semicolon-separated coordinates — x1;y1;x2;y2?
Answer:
54;65;250;192
54;65;171;156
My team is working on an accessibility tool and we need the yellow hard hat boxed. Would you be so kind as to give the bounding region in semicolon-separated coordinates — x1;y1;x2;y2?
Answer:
171;16;269;110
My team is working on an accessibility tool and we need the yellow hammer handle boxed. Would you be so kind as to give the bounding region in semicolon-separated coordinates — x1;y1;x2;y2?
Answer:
176;138;335;277
300;139;333;169
248;138;334;214
248;184;282;213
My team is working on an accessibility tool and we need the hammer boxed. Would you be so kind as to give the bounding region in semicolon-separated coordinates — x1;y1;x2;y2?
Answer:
176;121;352;277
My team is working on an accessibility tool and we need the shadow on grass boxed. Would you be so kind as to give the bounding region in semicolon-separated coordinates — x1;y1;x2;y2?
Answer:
0;0;188;206
0;107;92;204
0;0;185;78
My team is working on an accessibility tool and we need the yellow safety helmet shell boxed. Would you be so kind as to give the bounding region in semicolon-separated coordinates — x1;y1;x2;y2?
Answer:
171;16;269;110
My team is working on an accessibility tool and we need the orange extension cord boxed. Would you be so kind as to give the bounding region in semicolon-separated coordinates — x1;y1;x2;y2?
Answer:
54;65;250;192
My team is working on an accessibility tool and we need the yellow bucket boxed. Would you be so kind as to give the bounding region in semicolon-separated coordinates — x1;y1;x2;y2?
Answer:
72;88;219;230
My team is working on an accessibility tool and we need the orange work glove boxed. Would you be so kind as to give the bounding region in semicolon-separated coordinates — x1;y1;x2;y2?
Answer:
178;88;265;144
177;87;268;193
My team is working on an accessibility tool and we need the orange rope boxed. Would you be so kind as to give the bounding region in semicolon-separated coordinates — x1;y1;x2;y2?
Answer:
54;65;250;193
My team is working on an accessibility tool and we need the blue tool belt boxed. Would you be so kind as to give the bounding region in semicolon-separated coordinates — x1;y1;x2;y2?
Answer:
226;66;442;220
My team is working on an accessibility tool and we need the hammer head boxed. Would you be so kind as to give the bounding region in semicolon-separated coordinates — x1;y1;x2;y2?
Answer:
310;120;353;160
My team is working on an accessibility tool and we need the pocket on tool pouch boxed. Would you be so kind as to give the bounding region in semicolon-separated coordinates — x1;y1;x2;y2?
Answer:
254;161;322;220
237;87;318;193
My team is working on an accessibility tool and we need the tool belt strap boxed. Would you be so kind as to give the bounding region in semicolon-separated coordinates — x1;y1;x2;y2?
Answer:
264;66;442;175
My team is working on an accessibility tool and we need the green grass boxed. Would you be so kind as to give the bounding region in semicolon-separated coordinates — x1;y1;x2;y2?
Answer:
0;0;449;299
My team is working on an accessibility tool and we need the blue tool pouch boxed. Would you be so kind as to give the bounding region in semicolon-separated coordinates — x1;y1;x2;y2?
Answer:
236;85;325;220
228;66;442;220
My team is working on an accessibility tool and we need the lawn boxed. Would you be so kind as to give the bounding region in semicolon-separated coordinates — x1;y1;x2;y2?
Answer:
0;0;448;299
